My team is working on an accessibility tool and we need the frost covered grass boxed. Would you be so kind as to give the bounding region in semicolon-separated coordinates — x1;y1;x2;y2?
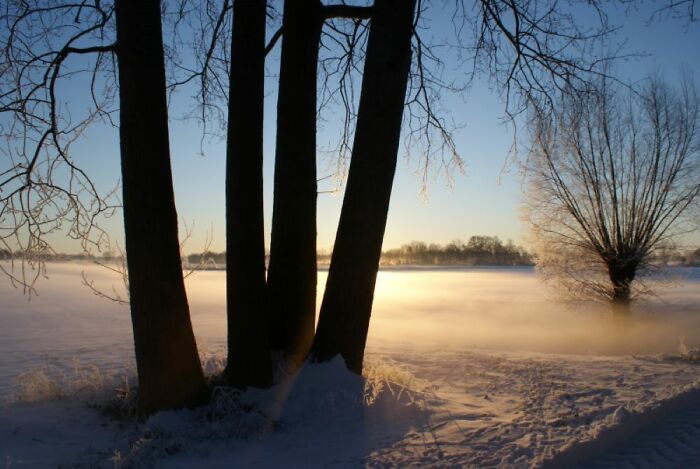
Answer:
1;347;438;468
678;337;700;362
1;355;433;468
6;359;135;406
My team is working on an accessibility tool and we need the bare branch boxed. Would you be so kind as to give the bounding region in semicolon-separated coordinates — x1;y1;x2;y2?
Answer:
265;25;282;56
0;0;119;291
323;5;373;20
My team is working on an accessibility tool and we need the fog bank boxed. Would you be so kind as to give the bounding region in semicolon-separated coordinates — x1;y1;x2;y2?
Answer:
2;263;699;391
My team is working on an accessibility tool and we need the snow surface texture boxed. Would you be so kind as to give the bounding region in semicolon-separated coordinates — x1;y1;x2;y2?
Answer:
2;263;700;467
552;387;700;468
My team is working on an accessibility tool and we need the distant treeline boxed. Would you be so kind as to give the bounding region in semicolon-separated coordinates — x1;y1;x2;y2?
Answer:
650;246;700;267
186;236;534;267
0;250;114;262
376;237;533;266
10;241;699;268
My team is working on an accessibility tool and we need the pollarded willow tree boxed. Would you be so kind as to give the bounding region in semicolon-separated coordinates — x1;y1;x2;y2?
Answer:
525;77;700;307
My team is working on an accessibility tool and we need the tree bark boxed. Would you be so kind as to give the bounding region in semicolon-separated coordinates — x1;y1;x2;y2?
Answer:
312;0;416;374
608;258;637;307
267;0;322;364
224;0;272;387
115;0;206;413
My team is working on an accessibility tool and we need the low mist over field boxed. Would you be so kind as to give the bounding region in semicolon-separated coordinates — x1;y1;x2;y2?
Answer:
3;263;700;392
365;267;700;355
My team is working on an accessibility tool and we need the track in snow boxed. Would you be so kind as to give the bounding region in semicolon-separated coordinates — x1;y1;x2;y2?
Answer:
577;402;700;468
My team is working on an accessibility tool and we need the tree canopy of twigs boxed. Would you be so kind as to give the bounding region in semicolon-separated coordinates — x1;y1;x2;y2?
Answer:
0;0;226;294
317;0;623;187
159;0;625;190
0;1;119;292
525;76;700;305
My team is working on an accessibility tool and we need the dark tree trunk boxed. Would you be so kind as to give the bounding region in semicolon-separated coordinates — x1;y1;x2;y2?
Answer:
224;0;272;387
608;258;637;308
312;0;416;374
267;0;322;364
115;0;206;413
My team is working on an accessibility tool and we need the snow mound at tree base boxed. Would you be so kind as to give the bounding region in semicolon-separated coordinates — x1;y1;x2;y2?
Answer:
249;356;431;428
87;356;433;468
183;356;434;468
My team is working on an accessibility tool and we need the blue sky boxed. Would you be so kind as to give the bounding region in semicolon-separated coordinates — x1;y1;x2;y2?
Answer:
44;1;700;254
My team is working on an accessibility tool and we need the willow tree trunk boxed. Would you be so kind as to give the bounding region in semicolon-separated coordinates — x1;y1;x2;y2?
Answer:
608;258;637;310
312;0;416;374
115;0;206;413
267;0;322;364
224;0;272;387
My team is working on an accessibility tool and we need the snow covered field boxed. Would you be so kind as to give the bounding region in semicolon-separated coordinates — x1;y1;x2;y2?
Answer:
2;263;700;467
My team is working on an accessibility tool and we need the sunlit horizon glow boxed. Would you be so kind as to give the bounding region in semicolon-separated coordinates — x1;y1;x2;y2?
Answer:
3;263;700;377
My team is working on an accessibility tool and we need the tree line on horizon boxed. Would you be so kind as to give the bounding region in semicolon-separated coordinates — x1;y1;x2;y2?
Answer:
7;238;700;268
185;236;534;267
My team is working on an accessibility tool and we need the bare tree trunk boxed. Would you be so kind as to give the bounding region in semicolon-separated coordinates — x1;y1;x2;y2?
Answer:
267;0;322;364
608;259;637;308
312;0;416;374
224;0;272;387
115;0;206;413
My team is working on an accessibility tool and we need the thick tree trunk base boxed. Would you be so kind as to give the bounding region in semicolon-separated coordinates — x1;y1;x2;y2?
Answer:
610;297;632;316
115;0;206;413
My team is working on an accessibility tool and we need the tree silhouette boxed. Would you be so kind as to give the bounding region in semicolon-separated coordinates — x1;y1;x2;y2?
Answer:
224;0;272;387
312;0;417;373
266;0;323;366
116;0;208;411
1;0;207;412
526;77;700;307
266;0;373;369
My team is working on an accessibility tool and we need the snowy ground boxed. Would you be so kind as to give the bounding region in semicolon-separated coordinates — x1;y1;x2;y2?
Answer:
1;263;700;468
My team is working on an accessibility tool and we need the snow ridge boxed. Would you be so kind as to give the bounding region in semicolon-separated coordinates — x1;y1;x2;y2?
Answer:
540;382;700;468
578;400;700;468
